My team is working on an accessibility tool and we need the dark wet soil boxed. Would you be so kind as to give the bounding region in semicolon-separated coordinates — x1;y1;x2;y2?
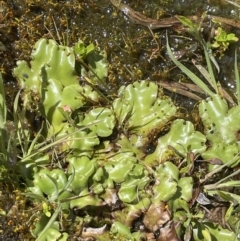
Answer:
1;0;240;101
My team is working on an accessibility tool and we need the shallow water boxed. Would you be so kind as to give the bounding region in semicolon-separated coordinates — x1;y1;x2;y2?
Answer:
1;0;240;108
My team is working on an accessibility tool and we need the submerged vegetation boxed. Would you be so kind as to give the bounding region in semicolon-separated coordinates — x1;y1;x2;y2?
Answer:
2;0;240;240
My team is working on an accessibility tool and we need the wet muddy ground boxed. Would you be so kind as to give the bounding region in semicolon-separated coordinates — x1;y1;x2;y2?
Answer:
1;0;240;107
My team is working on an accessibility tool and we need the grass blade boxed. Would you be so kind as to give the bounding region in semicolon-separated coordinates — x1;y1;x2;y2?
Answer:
0;73;7;161
235;49;240;104
36;202;62;241
166;34;215;97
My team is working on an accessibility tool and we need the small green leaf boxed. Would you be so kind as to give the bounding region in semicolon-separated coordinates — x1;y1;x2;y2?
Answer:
202;229;212;241
177;15;196;29
85;43;95;55
178;177;193;202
